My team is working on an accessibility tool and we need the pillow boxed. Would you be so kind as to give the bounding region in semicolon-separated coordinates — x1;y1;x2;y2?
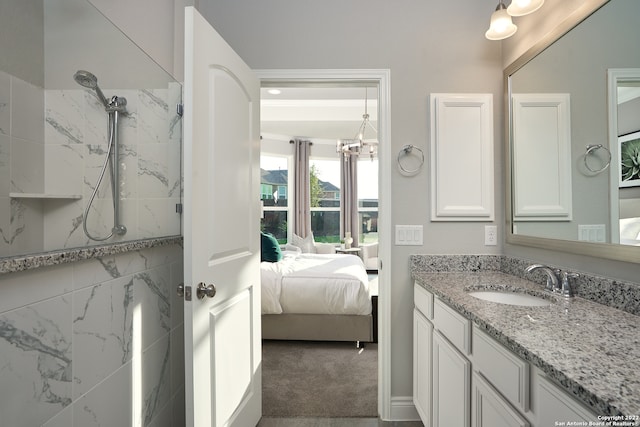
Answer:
261;232;283;262
292;232;316;253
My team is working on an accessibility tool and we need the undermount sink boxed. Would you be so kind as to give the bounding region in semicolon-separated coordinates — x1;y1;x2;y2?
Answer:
467;290;553;307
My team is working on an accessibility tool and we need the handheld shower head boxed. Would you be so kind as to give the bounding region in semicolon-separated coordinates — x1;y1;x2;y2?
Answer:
73;70;109;108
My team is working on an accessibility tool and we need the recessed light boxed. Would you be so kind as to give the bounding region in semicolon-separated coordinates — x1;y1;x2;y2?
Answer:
267;89;281;95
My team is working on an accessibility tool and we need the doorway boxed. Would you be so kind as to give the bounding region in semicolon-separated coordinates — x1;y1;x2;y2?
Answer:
256;69;391;419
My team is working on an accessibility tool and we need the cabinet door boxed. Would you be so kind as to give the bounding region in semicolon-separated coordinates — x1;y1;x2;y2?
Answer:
414;309;433;425
536;374;597;426
472;372;529;427
433;331;471;427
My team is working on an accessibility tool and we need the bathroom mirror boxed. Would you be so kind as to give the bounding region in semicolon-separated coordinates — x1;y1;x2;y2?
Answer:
506;0;640;263
0;0;182;259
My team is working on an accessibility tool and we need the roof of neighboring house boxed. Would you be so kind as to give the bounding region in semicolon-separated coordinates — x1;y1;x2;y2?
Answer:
261;169;288;185
261;169;340;193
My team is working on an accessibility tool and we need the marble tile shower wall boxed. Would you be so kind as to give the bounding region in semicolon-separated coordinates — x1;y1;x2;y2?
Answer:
0;244;185;427
0;70;182;257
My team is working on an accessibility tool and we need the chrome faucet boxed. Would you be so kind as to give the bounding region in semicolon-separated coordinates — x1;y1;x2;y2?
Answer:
525;264;561;293
560;271;579;298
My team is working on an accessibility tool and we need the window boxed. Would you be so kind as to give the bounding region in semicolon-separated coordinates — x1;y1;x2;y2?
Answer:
358;159;378;244
260;155;289;243
260;153;379;246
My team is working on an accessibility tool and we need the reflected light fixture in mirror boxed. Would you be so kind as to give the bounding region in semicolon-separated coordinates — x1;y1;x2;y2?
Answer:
507;0;545;17
485;1;518;40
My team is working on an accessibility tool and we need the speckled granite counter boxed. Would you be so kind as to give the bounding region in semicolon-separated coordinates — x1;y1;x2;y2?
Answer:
0;236;183;274
412;269;640;417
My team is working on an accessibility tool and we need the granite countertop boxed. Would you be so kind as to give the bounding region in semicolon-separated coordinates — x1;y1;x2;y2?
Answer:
412;270;640;418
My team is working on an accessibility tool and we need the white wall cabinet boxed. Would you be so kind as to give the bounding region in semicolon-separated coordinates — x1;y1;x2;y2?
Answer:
511;93;572;221
430;93;494;221
413;284;598;427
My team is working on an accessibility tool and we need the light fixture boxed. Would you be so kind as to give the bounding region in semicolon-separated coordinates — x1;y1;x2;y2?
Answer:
267;89;281;95
485;1;517;40
507;0;544;17
337;88;378;160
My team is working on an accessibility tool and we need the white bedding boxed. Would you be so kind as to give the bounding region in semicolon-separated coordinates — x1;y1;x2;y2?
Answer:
261;252;372;315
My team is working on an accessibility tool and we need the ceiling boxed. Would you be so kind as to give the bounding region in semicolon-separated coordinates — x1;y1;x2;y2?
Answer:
260;86;378;141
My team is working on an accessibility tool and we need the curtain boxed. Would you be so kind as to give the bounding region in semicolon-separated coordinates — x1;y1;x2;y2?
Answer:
340;152;359;247
293;139;312;238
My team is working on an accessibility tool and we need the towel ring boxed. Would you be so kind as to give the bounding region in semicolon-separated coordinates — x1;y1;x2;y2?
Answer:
397;144;424;174
584;144;611;174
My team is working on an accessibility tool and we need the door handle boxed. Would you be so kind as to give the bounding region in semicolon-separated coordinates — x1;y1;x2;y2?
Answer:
196;282;217;300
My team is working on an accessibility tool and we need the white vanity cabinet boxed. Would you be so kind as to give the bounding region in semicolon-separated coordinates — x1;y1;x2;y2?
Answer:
413;285;471;427
413;283;599;427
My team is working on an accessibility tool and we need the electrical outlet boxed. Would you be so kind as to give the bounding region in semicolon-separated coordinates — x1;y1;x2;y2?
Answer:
485;225;497;246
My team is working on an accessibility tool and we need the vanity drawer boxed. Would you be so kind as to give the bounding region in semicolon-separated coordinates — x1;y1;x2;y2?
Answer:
433;297;471;355
473;325;529;413
414;284;434;319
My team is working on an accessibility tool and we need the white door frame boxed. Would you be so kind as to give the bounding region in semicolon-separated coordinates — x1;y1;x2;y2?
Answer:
254;68;392;420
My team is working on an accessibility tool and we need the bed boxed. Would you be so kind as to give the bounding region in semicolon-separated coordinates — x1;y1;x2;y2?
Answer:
261;248;374;343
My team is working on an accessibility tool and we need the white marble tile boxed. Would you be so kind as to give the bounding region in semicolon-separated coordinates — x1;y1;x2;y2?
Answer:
170;323;185;394
138;198;171;239
170;258;184;329
73;255;123;291
11;76;44;143
83;143;114;199
168;82;182;146
0;71;9;136
134;265;171;350
6;197;44;255
147;396;174;427
0;196;10;257
118;197;140;242
138;89;169;144
82;197;114;240
142;334;171;426
73;363;132;427
0;264;73;314
44;90;85;146
117;89;138;145
72;275;134;399
83;90;109;147
41;402;73;427
11;137;44;193
167;142;181;198
0;296;72;427
43;199;88;251
172;386;186;427
120;142;139;199
0;134;10;196
138;142;169;198
44;143;84;195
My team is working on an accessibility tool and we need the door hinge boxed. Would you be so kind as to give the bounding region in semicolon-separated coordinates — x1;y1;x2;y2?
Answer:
176;203;183;214
176;103;184;117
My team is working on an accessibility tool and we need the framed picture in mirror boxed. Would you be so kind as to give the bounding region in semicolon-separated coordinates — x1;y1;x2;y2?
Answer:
619;130;640;187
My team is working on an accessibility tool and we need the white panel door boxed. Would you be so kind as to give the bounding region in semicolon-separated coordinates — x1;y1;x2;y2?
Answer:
430;93;494;221
183;7;261;427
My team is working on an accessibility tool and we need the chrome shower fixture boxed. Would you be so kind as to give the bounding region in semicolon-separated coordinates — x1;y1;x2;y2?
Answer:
74;70;127;241
73;70;110;108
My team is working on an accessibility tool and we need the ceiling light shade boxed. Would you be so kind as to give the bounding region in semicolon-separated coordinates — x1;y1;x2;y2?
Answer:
485;2;518;40
507;0;544;17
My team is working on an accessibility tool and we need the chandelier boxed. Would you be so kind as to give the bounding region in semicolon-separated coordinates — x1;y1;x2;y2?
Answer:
337;88;378;160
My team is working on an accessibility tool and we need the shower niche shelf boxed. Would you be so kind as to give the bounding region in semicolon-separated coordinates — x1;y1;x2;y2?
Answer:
10;193;82;200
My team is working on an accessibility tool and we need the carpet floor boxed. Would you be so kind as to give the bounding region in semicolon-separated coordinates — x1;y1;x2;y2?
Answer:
262;340;378;418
